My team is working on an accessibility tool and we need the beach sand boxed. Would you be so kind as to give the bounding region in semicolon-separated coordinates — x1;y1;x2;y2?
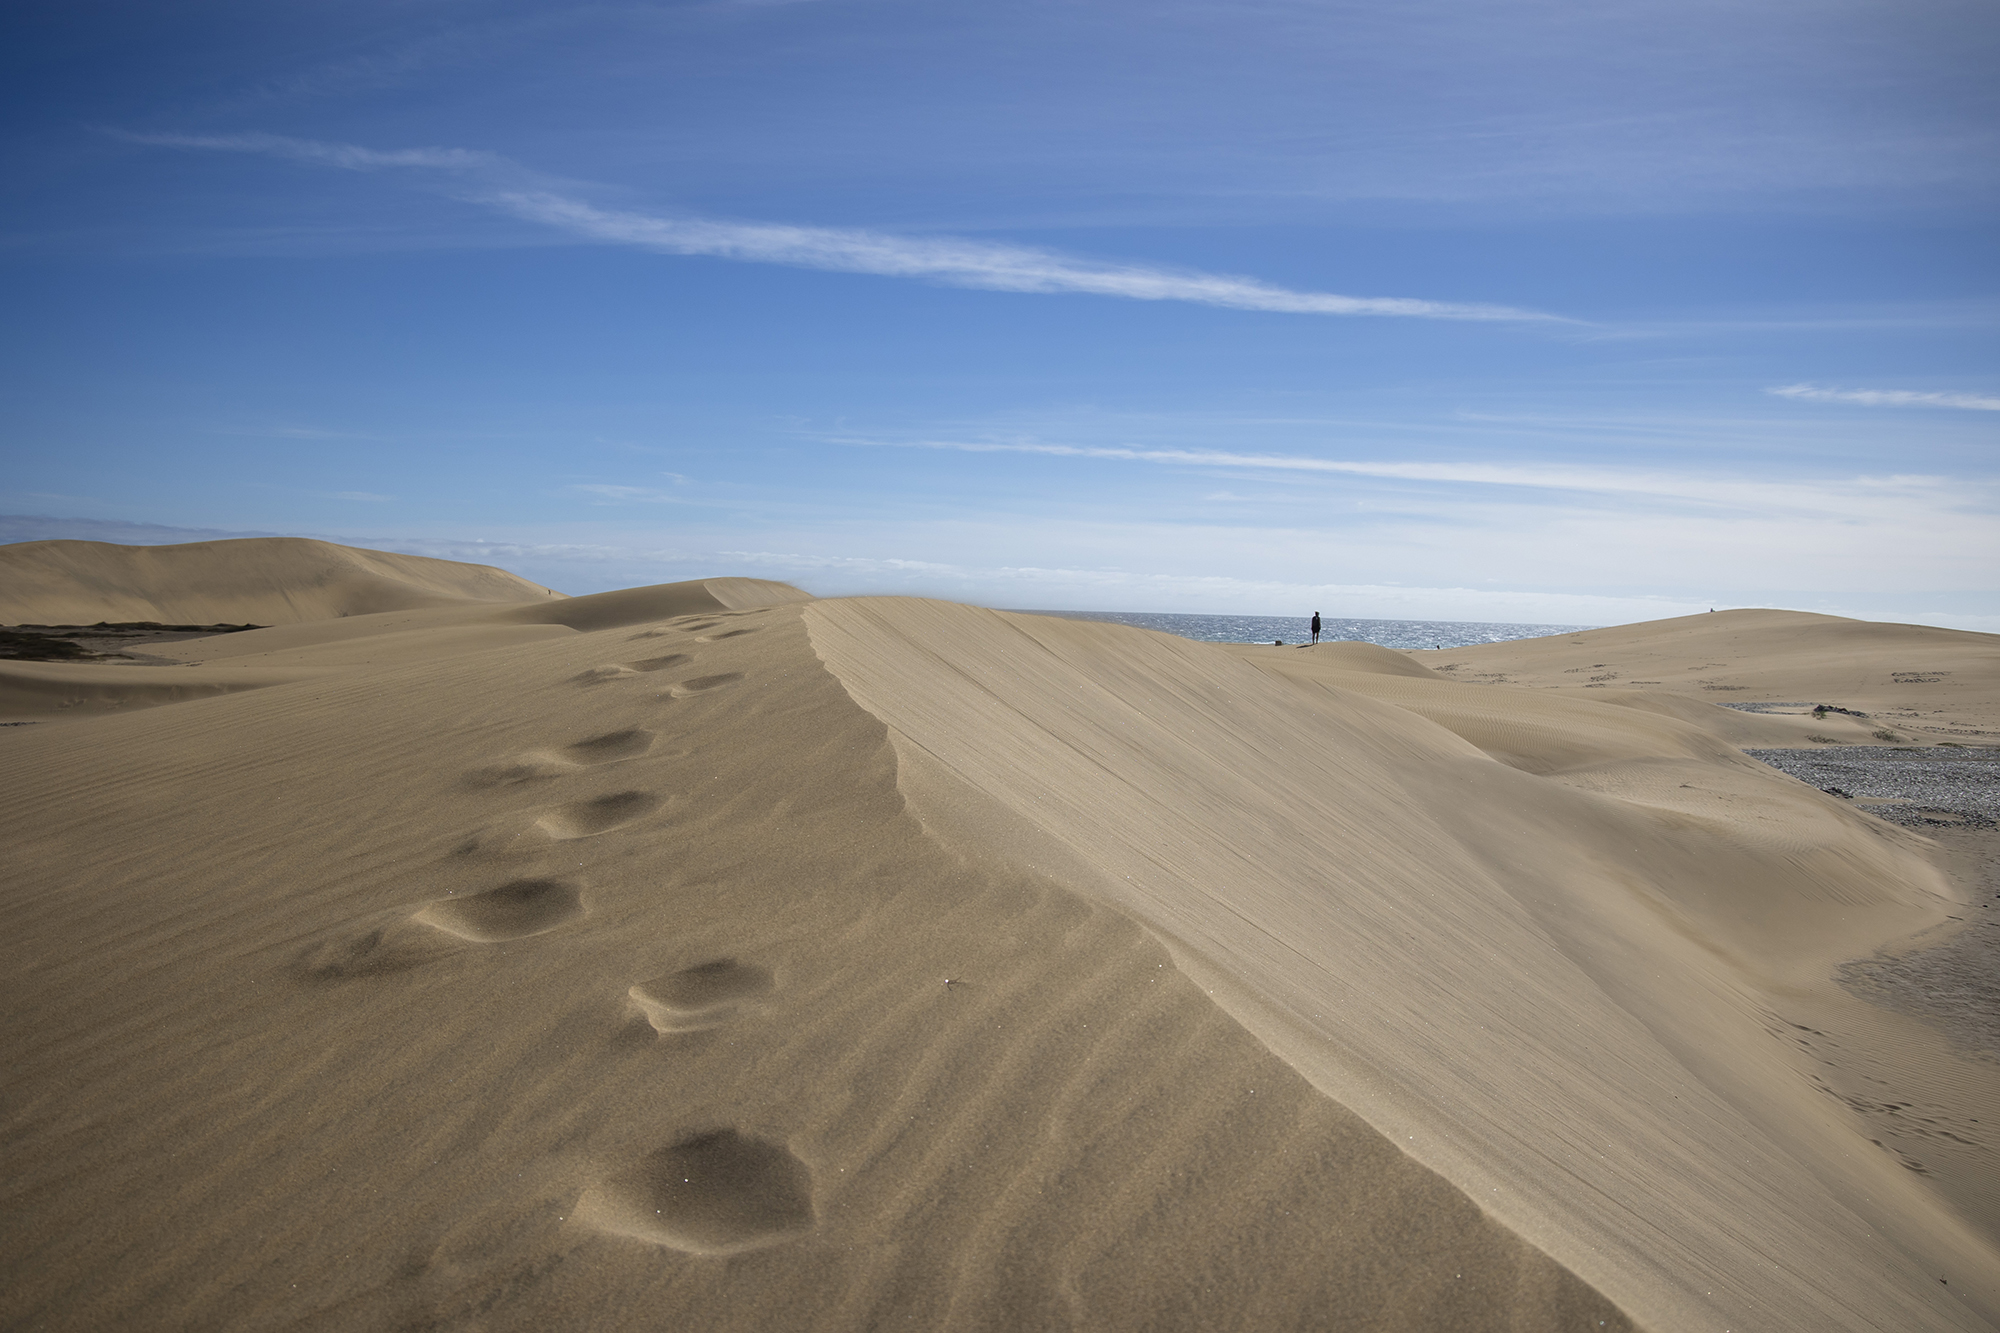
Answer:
3;546;1995;1331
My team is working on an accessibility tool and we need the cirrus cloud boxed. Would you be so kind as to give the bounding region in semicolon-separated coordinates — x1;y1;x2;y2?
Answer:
126;132;1565;324
1768;383;2000;411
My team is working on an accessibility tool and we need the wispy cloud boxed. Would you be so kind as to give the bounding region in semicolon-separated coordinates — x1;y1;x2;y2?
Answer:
1769;383;2000;411
128;133;1562;323
484;190;1557;321
840;435;1992;523
117;131;501;172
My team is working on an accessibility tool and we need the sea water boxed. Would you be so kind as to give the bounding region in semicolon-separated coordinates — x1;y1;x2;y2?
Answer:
1015;609;1593;651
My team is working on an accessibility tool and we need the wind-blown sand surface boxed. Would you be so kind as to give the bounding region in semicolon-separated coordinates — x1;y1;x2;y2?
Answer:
3;548;1995;1331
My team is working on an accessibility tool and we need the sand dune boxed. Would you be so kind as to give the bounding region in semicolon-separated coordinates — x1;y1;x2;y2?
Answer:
0;561;806;720
3;563;1995;1331
1428;608;2000;746
0;536;564;626
814;601;1999;1331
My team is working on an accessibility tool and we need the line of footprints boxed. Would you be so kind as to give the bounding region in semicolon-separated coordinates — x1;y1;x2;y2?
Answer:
417;616;816;1256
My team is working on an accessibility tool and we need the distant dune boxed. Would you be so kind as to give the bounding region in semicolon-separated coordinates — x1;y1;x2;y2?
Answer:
0;547;809;721
1429;607;2000;746
1;545;1994;1332
0;536;567;625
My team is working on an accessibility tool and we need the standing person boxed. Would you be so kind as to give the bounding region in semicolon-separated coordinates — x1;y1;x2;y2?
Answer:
1310;611;1321;645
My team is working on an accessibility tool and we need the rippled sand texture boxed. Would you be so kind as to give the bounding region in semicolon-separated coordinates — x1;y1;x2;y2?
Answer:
810;599;2000;1332
2;553;1995;1331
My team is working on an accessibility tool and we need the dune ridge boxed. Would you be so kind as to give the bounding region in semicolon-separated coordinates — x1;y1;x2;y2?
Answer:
0;536;564;626
0;558;808;720
805;597;2000;1332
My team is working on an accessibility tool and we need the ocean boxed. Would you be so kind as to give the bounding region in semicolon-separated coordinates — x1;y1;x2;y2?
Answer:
1014;609;1593;651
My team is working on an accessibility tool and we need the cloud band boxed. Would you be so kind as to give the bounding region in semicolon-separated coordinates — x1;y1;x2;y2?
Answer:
1769;383;2000;411
128;132;1560;323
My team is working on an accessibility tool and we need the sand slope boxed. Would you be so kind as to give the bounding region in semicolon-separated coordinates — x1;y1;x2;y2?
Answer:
1237;641;1853;765
2;582;1993;1331
0;536;564;626
809;599;2000;1332
0;584;1628;1331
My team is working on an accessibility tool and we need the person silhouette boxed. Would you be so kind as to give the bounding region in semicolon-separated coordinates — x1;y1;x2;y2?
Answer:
1310;612;1321;645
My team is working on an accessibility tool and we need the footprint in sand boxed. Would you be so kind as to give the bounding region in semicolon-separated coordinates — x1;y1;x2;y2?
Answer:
665;673;743;698
564;727;657;764
537;790;664;839
578;1130;813;1254
676;620;721;633
630;959;776;1033
415;878;585;942
694;627;760;643
463;753;579;788
625;654;692;673
463;728;657;787
451;789;663;858
573;664;638;685
296;922;457;980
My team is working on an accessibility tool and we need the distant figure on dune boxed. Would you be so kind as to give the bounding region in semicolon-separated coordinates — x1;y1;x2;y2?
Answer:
1310;612;1321;645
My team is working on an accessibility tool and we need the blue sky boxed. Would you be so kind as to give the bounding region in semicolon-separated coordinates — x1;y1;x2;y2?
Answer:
3;0;1997;627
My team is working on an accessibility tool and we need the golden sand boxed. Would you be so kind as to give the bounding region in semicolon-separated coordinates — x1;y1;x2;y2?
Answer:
2;541;1994;1331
